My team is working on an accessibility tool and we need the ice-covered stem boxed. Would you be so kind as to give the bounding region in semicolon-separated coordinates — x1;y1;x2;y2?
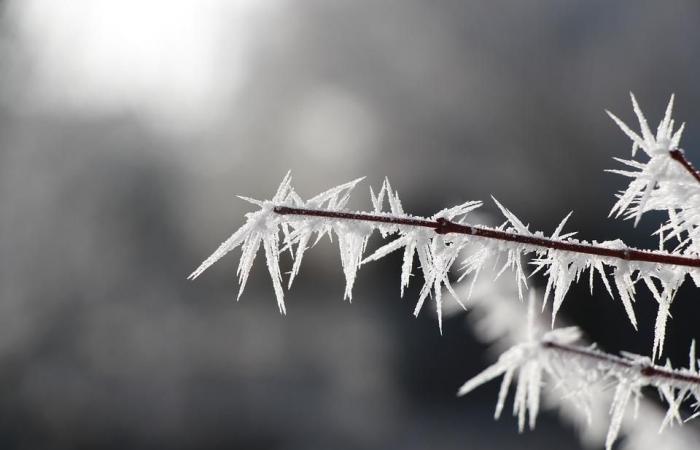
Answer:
273;206;700;269
542;340;700;387
461;331;700;450
458;296;700;450
669;149;700;184
456;273;700;450
193;94;698;352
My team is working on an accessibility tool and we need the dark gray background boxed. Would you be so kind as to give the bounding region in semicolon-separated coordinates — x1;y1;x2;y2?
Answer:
1;1;700;448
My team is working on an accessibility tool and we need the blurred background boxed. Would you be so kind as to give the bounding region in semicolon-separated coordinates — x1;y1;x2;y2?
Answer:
1;1;700;448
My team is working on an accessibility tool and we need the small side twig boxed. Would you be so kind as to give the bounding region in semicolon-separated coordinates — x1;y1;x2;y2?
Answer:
542;340;700;386
670;149;700;184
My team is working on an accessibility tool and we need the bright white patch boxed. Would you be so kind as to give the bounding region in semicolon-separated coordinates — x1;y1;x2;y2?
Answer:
9;0;278;134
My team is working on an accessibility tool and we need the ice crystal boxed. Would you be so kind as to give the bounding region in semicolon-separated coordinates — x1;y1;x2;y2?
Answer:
189;172;295;314
190;93;700;449
458;290;700;450
605;94;700;357
607;94;691;233
457;293;577;431
191;115;700;348
451;267;700;450
191;172;492;330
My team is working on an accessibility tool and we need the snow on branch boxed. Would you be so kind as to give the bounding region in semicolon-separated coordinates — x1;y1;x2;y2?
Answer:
190;168;700;353
189;93;700;448
607;94;700;256
457;292;700;450
451;263;700;450
670;149;700;184
189;94;700;357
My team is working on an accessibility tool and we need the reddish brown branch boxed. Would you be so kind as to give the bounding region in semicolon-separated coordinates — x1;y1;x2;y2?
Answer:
273;206;700;269
670;149;700;184
543;340;700;386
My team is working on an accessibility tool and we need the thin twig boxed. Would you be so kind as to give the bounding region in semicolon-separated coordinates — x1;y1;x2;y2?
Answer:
670;149;700;184
542;340;700;386
273;206;700;269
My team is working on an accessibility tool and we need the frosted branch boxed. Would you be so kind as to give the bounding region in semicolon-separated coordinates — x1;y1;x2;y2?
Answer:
190;165;700;352
454;270;700;450
541;340;700;387
670;149;700;184
458;295;700;450
189;92;700;449
273;205;700;269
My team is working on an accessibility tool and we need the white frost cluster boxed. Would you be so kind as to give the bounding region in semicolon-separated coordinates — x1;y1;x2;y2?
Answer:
190;174;484;333
450;256;700;450
189;94;700;448
606;94;700;358
188;172;617;335
190;95;700;352
458;292;700;450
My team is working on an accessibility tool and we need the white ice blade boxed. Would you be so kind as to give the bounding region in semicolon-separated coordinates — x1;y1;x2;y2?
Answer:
188;221;254;280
